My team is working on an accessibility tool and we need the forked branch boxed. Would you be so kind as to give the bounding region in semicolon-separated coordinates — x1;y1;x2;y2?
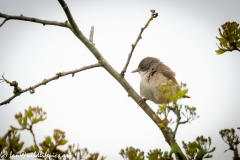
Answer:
1;2;186;159
58;0;81;36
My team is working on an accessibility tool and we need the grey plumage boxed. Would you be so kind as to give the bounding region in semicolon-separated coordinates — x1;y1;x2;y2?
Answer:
136;57;177;83
132;57;190;104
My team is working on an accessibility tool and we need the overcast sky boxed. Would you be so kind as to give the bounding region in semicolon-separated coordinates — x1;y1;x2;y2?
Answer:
1;0;240;159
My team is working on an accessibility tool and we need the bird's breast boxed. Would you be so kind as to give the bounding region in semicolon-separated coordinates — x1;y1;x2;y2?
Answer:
140;72;169;104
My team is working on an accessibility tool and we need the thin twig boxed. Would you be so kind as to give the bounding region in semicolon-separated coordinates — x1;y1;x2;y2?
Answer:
2;130;12;140
89;26;94;43
0;12;72;31
0;63;101;106
29;125;37;147
170;105;181;139
120;10;158;77
0;73;5;83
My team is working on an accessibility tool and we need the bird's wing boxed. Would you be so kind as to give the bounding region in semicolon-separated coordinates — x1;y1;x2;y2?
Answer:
151;62;178;84
162;69;178;84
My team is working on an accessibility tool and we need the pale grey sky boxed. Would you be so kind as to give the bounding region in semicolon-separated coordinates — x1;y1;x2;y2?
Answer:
0;0;240;160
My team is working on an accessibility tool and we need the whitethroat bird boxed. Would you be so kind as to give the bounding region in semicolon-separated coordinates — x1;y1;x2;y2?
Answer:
132;57;190;104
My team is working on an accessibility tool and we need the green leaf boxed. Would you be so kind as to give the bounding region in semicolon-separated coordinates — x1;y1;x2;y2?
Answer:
24;145;39;153
10;126;18;131
236;41;240;47
204;154;213;158
209;147;216;153
196;148;205;158
220;38;228;45
33;117;47;124
215;49;226;55
171;94;179;103
16;142;24;152
33;119;39;124
159;104;166;111
59;139;68;145
189;148;196;155
23;116;27;126
45;136;51;145
26;110;33;118
237;28;240;33
158;123;165;128
230;23;238;32
179;89;188;97
170;144;179;154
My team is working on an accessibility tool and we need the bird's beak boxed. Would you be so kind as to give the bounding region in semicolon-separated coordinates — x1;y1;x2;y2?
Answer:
131;68;140;73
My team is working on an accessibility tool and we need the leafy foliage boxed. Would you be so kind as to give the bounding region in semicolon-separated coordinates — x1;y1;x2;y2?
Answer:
11;106;46;130
156;81;198;134
156;80;188;104
147;149;173;160
216;21;240;54
119;147;172;160
219;128;240;159
0;106;106;160
120;147;144;160
0;131;24;159
182;136;215;160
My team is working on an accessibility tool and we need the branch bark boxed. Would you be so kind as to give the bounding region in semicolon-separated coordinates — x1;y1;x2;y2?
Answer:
1;2;186;159
0;12;72;31
0;63;101;105
57;1;186;159
120;10;158;77
89;26;94;43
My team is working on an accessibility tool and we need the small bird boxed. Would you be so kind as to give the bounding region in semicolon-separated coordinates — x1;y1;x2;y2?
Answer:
132;57;190;104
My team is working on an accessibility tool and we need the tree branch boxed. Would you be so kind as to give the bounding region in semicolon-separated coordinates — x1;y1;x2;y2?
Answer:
120;10;158;77
1;2;186;159
28;124;37;147
56;1;186;159
58;0;81;36
89;26;94;43
0;63;101;105
173;115;181;139
57;3;188;159
0;12;72;30
167;105;181;139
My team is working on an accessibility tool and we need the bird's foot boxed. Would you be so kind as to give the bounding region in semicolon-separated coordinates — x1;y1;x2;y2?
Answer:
138;98;147;106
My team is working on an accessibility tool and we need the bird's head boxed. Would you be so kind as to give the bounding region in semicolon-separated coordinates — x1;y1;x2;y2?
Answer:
132;57;160;75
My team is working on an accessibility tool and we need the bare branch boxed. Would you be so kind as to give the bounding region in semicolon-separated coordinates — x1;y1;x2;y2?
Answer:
0;12;72;30
168;105;181;139
0;73;5;83
89;26;94;43
120;9;158;77
58;0;81;36
29;124;37;147
0;63;101;105
1;2;185;158
55;2;183;156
